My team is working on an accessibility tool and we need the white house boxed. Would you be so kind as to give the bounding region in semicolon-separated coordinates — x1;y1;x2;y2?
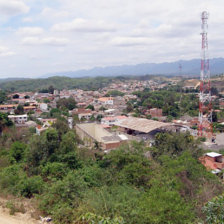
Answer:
8;114;28;124
98;97;114;105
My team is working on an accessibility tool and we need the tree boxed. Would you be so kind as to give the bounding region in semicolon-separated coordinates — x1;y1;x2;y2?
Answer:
48;85;55;94
105;90;124;97
28;129;59;168
86;104;95;111
44;98;50;103
0;90;7;103
50;108;61;117
0;112;13;133
126;102;133;113
211;87;219;96
12;94;19;99
10;141;27;163
137;186;195;224
152;132;201;158
57;97;77;110
203;194;224;224
53;117;69;139
99;106;106;111
212;111;218;122
14;105;24;115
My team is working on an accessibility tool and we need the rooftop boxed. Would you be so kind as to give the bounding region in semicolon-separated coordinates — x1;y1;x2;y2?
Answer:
115;117;172;133
206;152;222;158
76;123;120;143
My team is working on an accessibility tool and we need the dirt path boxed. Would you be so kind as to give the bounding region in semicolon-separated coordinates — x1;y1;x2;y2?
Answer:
0;207;40;224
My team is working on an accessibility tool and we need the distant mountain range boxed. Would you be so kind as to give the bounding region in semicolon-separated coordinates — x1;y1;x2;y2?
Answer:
41;58;224;78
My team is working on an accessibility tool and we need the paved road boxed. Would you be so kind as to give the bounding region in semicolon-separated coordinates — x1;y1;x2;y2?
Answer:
216;133;224;146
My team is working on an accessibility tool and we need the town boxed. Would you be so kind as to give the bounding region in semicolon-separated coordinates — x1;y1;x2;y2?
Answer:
1;75;224;174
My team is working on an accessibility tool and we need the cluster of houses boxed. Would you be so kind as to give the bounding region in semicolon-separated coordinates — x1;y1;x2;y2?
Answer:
0;78;179;148
1;76;224;152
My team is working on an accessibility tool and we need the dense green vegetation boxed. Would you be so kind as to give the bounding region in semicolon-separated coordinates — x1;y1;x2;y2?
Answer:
105;90;125;97
203;193;224;224
0;76;114;92
0;112;13;133
132;89;198;118
0;117;223;224
0;90;7;103
57;97;77;110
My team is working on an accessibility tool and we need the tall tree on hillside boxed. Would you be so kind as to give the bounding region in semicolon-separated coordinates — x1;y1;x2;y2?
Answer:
0;112;13;133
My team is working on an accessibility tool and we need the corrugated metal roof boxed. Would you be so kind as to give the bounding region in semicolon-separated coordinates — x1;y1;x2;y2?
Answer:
115;117;172;133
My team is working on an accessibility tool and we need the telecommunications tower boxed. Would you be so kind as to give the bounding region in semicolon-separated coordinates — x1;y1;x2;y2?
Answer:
198;11;213;138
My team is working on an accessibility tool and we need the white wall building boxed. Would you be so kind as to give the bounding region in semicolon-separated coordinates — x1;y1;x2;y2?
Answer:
8;114;28;124
98;97;114;105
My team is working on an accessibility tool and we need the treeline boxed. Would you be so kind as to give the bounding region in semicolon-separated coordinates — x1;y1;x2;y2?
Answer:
0;76;114;92
0;75;175;93
0;118;223;223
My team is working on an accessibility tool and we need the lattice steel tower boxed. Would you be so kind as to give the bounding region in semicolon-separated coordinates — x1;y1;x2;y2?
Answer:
198;11;213;138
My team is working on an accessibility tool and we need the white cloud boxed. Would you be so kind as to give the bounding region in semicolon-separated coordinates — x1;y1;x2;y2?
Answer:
0;0;29;16
41;7;69;20
22;37;69;46
22;17;33;23
111;37;153;47
52;18;116;33
17;27;44;36
1;0;224;77
0;46;15;56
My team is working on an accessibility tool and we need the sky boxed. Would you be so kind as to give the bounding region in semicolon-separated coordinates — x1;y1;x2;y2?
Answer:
0;0;223;78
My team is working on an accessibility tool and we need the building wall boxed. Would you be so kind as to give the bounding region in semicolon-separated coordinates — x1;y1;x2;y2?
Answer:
149;108;162;117
103;141;123;150
76;123;121;150
200;155;224;170
76;125;95;147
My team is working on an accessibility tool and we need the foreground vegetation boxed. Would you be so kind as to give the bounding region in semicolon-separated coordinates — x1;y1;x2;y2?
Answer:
0;118;223;224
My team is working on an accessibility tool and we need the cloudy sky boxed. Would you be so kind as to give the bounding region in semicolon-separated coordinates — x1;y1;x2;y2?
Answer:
0;0;223;78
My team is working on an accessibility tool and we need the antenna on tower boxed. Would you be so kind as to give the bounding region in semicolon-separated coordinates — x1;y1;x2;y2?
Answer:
198;11;213;139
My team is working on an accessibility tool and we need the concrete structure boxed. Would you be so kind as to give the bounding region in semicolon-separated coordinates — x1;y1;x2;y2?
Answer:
78;113;92;120
0;104;17;113
71;108;93;120
199;152;224;173
8;114;28;124
149;108;162;117
36;125;48;135
98;97;114;105
76;123;123;150
40;103;48;112
23;106;37;112
101;116;127;126
68;117;73;129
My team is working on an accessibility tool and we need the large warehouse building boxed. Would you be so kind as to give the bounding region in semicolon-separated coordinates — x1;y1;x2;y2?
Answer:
76;123;127;151
114;117;176;140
